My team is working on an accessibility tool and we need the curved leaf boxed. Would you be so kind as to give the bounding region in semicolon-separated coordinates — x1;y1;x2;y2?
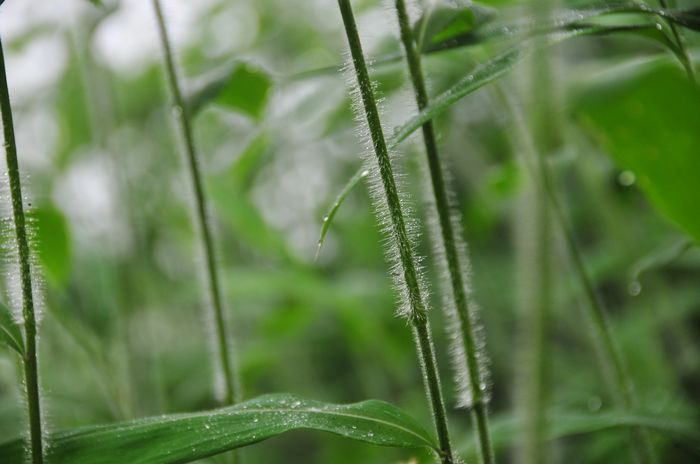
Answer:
314;167;370;261
0;394;438;464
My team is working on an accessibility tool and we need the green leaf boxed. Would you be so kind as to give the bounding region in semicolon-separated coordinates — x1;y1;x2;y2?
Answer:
28;205;71;287
316;23;666;256
575;64;700;243
0;301;24;356
414;0;497;52
315;167;370;261
458;410;700;458
0;394;438;464
188;62;272;120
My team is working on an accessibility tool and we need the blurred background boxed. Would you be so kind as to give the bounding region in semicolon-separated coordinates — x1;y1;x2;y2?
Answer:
0;0;698;462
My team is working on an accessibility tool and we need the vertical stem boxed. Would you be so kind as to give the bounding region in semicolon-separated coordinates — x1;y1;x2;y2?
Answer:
337;1;454;462
393;1;494;464
151;0;239;407
515;0;554;461
0;37;44;464
496;85;656;464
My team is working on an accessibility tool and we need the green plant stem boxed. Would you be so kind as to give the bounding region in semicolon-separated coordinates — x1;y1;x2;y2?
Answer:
151;0;239;407
0;37;44;464
337;1;454;462
393;1;494;463
496;85;656;464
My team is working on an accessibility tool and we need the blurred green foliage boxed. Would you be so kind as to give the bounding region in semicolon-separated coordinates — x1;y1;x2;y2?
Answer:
0;0;699;463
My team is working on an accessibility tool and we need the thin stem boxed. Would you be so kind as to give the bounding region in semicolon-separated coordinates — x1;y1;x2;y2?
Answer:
337;1;454;462
496;85;656;464
656;0;696;85
0;37;44;464
151;0;239;406
393;1;493;463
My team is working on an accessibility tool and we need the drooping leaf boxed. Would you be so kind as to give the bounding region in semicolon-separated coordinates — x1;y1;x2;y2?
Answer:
0;301;23;356
316;23;667;257
458;410;700;458
575;64;700;243
28;205;72;287
315;167;369;261
187;62;272;120
0;394;438;464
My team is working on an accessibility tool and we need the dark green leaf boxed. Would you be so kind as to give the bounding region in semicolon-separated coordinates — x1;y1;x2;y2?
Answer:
0;394;438;464
187;62;272;120
414;1;497;52
575;64;700;243
28;205;71;287
0;301;23;356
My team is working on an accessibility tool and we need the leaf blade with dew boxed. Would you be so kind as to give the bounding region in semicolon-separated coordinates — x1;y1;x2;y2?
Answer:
0;394;439;464
0;300;24;356
318;22;667;247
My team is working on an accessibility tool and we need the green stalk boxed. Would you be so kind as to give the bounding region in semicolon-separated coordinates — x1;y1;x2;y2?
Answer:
337;1;454;462
151;0;239;407
514;1;555;460
0;37;44;464
497;86;656;464
392;1;493;463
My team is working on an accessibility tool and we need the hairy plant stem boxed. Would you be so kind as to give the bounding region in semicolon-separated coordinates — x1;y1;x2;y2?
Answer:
151;0;239;408
496;85;656;464
393;1;493;463
337;1;454;462
0;37;43;464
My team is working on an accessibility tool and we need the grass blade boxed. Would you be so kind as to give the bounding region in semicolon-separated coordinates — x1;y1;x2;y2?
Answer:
0;394;438;464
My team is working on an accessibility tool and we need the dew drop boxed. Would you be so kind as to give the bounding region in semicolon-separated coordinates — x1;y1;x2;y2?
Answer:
618;170;636;187
628;280;642;296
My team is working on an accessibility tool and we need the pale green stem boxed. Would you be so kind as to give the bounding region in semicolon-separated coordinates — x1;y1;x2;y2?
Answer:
151;0;240;407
